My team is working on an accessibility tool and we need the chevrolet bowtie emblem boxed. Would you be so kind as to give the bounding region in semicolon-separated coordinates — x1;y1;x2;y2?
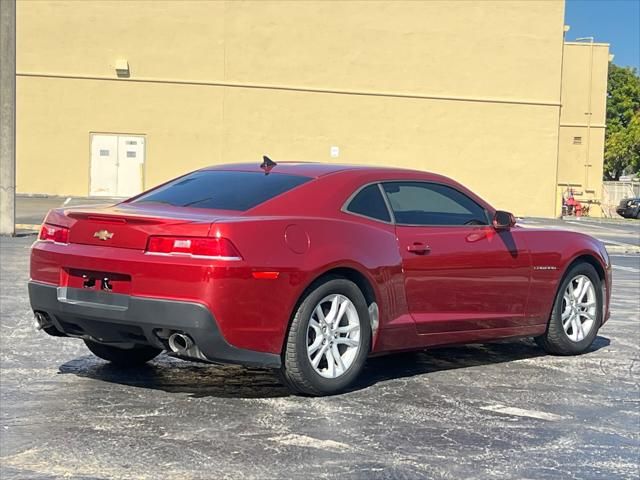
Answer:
93;229;114;241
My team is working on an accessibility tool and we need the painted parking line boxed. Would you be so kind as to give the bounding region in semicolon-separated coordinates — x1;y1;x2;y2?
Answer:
268;434;354;452
15;224;41;231
480;405;566;421
605;245;640;254
566;218;640;227
565;220;635;234
612;265;640;274
604;239;640;247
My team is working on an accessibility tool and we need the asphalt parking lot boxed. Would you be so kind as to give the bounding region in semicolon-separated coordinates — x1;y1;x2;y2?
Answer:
1;202;639;479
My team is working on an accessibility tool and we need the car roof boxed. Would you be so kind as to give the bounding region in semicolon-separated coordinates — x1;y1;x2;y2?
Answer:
202;161;438;179
199;161;494;215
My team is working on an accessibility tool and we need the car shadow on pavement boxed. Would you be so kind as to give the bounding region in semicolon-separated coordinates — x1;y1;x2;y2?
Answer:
58;336;610;399
58;356;291;399
350;336;610;392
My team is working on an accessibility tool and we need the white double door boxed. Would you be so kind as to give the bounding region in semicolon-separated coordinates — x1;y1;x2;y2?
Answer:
90;134;145;197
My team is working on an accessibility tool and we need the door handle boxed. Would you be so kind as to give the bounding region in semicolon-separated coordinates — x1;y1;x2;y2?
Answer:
407;242;430;254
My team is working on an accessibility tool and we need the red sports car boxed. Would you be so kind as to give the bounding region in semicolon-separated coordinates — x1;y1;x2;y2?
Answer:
29;161;611;395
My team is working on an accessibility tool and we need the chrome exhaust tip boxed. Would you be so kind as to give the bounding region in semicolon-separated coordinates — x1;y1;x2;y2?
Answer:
33;312;52;331
168;332;194;354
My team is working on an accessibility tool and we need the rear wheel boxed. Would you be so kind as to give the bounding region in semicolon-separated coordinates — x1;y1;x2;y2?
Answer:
84;340;162;366
535;262;602;355
279;278;371;396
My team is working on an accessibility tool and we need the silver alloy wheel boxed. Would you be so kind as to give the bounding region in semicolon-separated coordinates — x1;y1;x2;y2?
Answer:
562;274;597;342
306;294;361;379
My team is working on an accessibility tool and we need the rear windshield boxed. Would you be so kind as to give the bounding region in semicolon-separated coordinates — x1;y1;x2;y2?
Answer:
131;170;312;211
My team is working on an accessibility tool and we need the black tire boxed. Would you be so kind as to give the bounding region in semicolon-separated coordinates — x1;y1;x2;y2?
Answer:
279;277;371;396
535;262;603;355
84;340;162;366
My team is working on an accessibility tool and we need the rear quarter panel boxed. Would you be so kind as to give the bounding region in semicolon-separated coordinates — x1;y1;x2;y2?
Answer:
212;214;406;353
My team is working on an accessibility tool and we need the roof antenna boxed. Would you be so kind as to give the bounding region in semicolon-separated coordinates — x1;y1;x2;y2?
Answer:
260;155;277;175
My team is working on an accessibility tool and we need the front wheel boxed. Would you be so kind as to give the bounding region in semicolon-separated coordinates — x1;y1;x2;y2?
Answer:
535;262;603;355
279;278;371;396
84;340;162;366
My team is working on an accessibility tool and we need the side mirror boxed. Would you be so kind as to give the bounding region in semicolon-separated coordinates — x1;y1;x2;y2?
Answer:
493;210;516;230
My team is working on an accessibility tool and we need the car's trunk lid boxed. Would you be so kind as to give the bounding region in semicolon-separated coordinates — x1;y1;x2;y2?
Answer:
58;203;237;250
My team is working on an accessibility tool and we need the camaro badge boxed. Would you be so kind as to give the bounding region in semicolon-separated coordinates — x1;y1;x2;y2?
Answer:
93;230;114;241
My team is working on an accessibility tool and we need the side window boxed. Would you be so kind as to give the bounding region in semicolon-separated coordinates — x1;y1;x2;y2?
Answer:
346;184;391;222
382;182;488;226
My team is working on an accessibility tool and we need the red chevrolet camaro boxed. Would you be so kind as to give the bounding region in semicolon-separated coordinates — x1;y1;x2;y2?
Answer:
29;161;612;395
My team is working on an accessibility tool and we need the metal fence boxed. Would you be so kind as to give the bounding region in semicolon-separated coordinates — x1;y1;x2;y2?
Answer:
601;181;640;218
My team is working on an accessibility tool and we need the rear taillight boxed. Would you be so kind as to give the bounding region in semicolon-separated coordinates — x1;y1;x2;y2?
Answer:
39;224;69;244
145;236;242;260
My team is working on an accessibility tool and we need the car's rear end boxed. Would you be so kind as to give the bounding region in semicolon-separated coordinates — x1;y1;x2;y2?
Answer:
29;168;316;368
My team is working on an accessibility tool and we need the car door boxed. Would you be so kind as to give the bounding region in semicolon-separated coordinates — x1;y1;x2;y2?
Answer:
381;181;531;336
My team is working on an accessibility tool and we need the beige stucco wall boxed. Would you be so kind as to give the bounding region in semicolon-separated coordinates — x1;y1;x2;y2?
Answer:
557;42;610;216
16;0;567;217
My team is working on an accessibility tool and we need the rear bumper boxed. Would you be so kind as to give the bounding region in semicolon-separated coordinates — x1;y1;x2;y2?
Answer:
28;281;281;369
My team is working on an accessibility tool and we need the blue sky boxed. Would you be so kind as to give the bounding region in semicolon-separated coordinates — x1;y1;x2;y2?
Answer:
565;0;640;70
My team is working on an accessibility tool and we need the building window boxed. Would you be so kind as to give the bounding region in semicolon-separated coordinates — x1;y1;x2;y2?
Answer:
573;136;582;145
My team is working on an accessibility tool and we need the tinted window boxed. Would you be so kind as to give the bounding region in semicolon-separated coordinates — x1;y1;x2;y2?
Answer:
132;171;311;211
382;182;488;226
346;184;391;222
